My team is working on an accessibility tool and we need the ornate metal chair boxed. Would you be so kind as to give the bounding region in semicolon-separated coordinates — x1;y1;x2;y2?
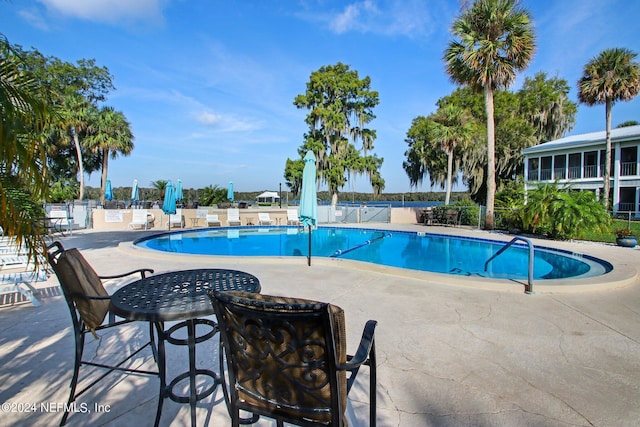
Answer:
46;241;160;425
208;290;377;426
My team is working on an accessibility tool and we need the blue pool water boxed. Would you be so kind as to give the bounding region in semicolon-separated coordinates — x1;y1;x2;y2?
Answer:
135;227;611;280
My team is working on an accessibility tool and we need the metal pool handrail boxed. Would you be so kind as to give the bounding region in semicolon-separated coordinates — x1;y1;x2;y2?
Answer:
484;236;535;294
330;232;390;258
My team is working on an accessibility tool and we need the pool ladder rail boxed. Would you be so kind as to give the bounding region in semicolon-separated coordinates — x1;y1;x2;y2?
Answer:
330;232;391;258
484;236;535;295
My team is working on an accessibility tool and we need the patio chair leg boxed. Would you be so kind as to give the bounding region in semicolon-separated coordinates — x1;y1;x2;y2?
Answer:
154;322;167;427
61;329;85;425
219;341;259;425
370;340;377;427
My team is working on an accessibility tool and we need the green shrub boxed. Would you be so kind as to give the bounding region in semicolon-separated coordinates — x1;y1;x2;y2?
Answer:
519;183;610;239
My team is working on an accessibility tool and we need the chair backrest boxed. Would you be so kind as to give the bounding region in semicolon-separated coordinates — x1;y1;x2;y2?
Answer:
227;208;240;220
209;291;348;425
169;208;183;224
258;212;271;221
131;209;149;223
47;242;110;333
49;209;69;225
445;209;460;223
287;208;299;220
206;214;220;221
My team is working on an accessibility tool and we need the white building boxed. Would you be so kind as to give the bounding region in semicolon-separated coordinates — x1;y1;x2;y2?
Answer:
256;191;280;204
522;125;640;214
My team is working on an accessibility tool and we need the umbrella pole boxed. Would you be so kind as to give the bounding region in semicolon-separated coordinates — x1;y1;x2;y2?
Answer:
307;226;312;266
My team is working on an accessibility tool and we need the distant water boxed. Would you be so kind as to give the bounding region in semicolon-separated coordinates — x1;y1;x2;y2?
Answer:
330;201;443;208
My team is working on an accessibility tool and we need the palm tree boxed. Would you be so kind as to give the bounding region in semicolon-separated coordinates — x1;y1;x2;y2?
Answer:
85;106;134;203
444;0;535;229
55;94;93;200
0;36;52;261
432;104;475;205
578;48;640;210
150;180;168;200
198;185;226;206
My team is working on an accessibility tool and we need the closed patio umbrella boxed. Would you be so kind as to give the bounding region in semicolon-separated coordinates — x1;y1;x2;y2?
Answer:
175;179;183;205
298;150;317;266
227;181;234;202
163;181;176;230
105;179;113;201
131;179;139;207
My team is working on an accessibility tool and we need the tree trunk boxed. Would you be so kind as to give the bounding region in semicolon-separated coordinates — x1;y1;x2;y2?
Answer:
484;87;496;230
603;99;612;210
101;149;109;204
331;191;338;207
445;149;453;205
72;127;84;200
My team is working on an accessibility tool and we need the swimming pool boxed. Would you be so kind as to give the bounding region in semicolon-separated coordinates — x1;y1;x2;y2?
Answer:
135;226;611;281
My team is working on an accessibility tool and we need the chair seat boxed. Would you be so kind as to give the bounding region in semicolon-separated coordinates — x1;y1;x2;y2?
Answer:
227;209;241;226
258;213;274;225
206;214;221;226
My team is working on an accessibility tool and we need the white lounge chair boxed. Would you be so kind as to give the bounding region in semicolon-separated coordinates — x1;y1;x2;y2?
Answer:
206;214;221;227
0;270;47;306
128;209;155;230
169;208;185;228
0;255;31;270
47;209;72;235
258;212;274;225
287;208;301;225
0;238;26;254
226;208;241;226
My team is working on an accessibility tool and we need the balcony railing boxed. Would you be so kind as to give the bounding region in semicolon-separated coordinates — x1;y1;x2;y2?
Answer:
621;162;638;176
618;202;637;212
540;169;552;181
583;165;597;178
568;166;581;179
554;168;566;179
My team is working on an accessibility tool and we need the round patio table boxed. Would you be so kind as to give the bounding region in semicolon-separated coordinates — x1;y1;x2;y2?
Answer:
110;268;261;427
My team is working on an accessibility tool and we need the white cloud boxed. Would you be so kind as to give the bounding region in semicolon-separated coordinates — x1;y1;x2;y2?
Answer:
18;8;51;30
195;111;222;126
323;0;440;38
37;0;165;24
330;1;379;34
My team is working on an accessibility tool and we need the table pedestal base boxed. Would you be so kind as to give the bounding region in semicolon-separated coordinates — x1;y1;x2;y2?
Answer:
154;318;220;427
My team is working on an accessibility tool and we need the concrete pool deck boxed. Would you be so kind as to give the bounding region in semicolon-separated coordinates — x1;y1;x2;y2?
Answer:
1;224;639;426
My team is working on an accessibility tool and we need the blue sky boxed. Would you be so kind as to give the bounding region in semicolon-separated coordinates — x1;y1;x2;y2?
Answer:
2;0;640;194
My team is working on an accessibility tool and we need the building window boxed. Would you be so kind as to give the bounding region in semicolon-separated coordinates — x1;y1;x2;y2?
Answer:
554;154;566;179
621;146;638;176
527;158;539;181
619;187;637;212
540;156;552;180
584;151;598;178
568;153;581;179
600;149;615;176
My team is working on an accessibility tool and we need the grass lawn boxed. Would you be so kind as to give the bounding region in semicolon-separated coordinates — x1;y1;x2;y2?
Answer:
577;218;640;244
